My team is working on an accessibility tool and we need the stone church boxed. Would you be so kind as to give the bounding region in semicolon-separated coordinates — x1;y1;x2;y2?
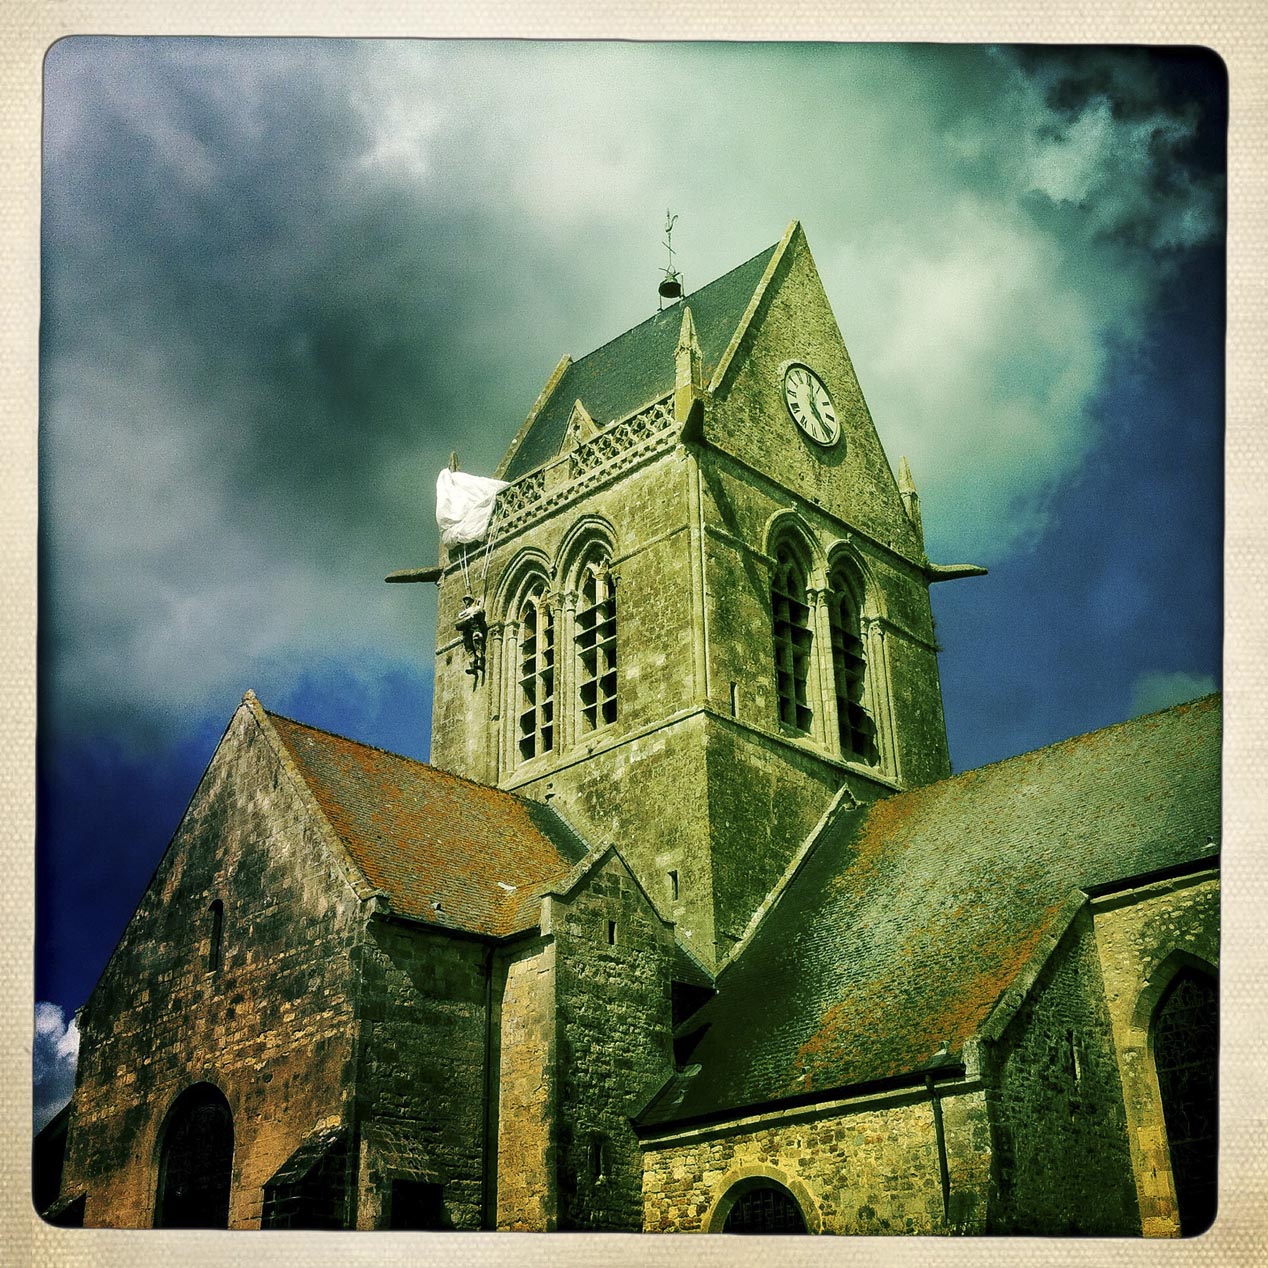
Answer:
41;222;1219;1236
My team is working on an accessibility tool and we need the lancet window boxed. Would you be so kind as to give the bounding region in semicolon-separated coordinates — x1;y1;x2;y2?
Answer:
517;588;555;762
576;559;618;732
771;545;813;732
827;569;878;765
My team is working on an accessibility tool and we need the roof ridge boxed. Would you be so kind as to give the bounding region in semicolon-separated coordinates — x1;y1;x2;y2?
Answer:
944;691;1221;787
561;240;779;375
264;708;434;765
262;706;578;813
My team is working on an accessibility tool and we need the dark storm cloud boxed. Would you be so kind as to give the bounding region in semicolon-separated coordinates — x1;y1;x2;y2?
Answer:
41;39;603;745
43;39;564;536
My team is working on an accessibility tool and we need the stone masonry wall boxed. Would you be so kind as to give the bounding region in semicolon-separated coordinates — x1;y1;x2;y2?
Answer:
352;920;492;1230
59;704;366;1228
641;1084;993;1234
551;855;676;1230
1090;872;1219;1237
703;227;924;561
698;451;950;790
702;721;850;951
431;448;695;789
517;714;717;957
982;907;1139;1235
492;936;558;1230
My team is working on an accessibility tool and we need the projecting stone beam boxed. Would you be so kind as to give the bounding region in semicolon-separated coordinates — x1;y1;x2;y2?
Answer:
385;566;443;584
924;562;988;583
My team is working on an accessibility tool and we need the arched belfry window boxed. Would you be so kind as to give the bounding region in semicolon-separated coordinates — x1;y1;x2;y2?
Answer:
827;566;878;765
771;544;813;732
1153;967;1218;1236
155;1084;234;1228
517;587;555;763
576;558;617;732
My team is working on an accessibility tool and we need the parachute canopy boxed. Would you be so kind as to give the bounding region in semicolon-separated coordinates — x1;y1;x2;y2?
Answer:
436;469;509;546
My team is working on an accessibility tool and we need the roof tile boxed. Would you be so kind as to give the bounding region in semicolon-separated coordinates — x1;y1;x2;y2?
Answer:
268;712;588;937
500;241;779;480
641;695;1221;1126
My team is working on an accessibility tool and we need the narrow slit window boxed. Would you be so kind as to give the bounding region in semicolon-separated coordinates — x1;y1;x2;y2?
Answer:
771;547;813;732
577;562;617;733
588;1133;609;1181
827;574;877;764
207;899;224;973
517;589;555;763
668;870;680;902
607;919;617;946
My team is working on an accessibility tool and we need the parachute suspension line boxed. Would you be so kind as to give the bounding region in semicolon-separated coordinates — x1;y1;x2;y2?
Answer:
459;544;472;594
478;494;504;597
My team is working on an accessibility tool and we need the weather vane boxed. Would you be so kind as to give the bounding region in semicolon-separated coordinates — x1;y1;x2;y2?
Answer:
658;210;683;307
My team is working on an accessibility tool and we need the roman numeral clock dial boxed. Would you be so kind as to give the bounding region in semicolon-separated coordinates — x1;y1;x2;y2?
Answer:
782;363;841;447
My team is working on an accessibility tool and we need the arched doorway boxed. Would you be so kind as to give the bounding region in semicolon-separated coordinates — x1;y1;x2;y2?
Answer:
155;1083;234;1228
1153;968;1218;1236
719;1180;808;1234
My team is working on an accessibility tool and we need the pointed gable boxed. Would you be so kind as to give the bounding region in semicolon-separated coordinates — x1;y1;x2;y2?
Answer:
702;222;925;558
268;712;589;936
498;241;780;481
640;695;1221;1127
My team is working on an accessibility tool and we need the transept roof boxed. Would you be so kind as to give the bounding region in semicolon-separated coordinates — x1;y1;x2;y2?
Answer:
268;712;589;938
639;694;1221;1127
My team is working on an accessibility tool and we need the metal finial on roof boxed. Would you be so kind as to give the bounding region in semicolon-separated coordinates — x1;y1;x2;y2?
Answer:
658;210;683;307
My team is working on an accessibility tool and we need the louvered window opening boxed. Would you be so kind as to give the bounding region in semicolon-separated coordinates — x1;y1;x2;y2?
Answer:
772;551;813;732
577;566;617;732
828;588;878;764
517;595;555;761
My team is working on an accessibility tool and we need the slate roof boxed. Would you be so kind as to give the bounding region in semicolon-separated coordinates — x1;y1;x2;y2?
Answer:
268;713;589;937
640;695;1221;1128
500;241;780;480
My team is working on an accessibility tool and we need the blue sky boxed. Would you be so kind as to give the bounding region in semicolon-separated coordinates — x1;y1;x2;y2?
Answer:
35;40;1224;1127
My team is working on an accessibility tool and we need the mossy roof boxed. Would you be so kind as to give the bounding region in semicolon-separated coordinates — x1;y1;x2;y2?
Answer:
499;241;779;480
269;712;589;937
640;694;1221;1127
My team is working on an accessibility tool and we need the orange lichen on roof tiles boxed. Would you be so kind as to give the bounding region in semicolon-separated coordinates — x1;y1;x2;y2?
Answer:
639;694;1221;1128
267;712;587;937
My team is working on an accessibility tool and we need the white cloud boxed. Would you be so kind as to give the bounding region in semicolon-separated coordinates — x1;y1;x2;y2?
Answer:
1130;671;1219;717
33;1003;80;1132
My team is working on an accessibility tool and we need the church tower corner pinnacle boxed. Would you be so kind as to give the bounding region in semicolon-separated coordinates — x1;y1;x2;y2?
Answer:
897;455;924;543
674;304;704;428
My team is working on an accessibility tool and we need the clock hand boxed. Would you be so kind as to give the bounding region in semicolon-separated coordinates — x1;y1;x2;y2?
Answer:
804;387;826;439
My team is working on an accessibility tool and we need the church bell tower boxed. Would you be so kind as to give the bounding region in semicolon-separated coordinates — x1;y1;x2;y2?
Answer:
425;221;982;970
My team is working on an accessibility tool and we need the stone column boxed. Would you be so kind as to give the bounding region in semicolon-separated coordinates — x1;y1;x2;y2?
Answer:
555;590;575;752
685;452;711;708
500;619;520;781
486;622;504;785
865;616;900;783
808;586;835;751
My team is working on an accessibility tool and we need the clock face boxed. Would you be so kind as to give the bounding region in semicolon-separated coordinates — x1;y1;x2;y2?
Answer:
783;364;840;447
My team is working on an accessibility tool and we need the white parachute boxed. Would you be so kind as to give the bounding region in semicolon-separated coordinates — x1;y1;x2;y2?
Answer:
435;468;508;546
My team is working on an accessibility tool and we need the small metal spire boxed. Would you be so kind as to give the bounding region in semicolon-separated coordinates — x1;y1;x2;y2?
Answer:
658;210;683;308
